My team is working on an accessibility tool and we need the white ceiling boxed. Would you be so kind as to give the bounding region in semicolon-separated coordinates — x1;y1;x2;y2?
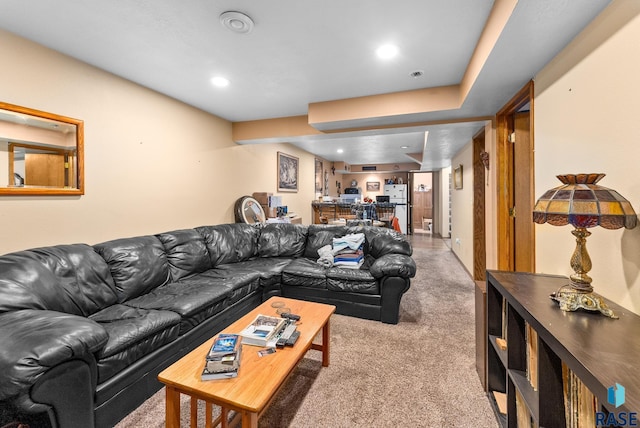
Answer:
0;0;611;169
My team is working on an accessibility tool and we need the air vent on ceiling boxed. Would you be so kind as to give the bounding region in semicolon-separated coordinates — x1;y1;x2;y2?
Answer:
220;11;254;34
362;166;377;171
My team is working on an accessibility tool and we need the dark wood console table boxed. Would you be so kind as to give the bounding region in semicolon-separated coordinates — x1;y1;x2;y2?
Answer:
486;270;640;427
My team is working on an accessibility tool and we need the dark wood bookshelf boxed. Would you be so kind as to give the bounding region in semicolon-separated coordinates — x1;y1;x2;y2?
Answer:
485;270;640;427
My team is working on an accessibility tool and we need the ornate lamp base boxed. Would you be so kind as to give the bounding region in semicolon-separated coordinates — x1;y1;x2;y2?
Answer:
550;284;618;319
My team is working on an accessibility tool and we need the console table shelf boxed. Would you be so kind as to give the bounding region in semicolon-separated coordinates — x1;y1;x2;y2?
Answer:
485;270;640;427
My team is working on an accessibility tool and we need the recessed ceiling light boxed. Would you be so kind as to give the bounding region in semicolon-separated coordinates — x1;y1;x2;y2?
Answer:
337;149;344;153
211;76;230;87
400;146;409;149
376;44;398;59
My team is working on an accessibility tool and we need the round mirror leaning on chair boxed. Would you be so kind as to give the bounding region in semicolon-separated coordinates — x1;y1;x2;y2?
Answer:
234;196;266;223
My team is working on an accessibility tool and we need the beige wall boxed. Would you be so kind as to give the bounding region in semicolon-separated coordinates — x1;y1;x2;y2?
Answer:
0;30;316;254
450;142;474;274
534;0;640;313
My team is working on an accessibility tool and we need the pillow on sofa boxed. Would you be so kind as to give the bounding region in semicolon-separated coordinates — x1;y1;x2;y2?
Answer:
258;224;308;258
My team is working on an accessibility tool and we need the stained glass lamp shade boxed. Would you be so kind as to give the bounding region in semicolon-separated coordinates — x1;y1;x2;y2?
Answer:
533;173;637;318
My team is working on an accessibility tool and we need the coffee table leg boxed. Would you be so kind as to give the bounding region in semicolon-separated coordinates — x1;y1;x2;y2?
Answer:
191;396;199;427
322;319;330;367
241;410;258;428
165;386;181;428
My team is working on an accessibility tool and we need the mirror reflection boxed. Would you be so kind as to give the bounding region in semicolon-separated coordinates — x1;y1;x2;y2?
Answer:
0;102;83;195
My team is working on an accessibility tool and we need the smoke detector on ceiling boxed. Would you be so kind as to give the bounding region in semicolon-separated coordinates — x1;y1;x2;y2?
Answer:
220;11;254;34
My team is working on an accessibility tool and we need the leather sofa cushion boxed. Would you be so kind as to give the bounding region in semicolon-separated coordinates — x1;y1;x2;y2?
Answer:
89;304;181;383
0;244;118;316
282;258;328;289
216;257;294;288
303;225;348;259
94;236;170;303
257;224;307;258
124;279;229;335
326;268;379;294
156;229;211;281
196;268;261;305
196;224;259;266
125;268;259;334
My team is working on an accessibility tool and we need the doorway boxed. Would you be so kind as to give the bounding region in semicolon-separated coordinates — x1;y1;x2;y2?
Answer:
496;81;535;272
410;172;433;235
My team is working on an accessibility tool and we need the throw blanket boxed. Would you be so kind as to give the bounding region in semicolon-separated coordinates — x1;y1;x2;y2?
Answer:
316;233;366;269
332;233;365;252
317;244;335;267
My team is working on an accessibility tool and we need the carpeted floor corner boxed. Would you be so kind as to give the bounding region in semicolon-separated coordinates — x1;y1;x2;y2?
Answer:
116;237;498;427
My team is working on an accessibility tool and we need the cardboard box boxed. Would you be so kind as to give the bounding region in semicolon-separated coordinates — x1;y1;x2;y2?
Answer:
252;192;272;205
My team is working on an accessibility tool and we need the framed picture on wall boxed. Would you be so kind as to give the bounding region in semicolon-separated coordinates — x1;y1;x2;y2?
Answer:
366;181;380;191
314;158;323;193
277;152;299;192
454;164;463;190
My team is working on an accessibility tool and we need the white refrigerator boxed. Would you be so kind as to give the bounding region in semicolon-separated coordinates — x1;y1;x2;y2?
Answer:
383;184;408;234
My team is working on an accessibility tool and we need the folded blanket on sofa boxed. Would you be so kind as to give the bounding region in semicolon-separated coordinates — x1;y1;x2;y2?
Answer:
332;233;365;252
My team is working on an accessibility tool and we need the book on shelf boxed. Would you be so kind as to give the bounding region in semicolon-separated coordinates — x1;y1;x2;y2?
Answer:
525;322;538;391
493;391;507;415
501;296;508;343
201;334;242;381
239;314;287;347
562;363;597;428
515;388;537;428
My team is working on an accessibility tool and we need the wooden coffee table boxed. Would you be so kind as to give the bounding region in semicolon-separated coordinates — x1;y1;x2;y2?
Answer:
158;297;336;427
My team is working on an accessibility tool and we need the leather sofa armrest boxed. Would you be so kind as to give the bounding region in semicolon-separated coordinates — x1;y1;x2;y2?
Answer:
369;254;417;279
0;310;108;401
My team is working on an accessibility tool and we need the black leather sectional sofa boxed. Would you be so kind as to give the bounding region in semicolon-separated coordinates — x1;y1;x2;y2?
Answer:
0;223;416;428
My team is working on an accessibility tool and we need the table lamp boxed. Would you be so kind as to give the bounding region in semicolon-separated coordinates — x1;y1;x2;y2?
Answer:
532;173;637;318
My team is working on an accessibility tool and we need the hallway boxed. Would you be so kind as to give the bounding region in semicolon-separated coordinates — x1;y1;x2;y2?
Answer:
407;232;451;251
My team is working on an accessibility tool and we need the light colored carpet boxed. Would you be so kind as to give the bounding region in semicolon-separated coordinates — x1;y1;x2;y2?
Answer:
116;238;498;427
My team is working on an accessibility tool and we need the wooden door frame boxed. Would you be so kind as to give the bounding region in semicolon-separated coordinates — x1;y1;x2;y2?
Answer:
473;128;486;280
496;80;535;271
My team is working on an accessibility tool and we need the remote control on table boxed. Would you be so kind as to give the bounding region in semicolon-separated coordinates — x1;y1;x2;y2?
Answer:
280;313;301;321
285;330;300;347
280;323;297;340
276;323;297;348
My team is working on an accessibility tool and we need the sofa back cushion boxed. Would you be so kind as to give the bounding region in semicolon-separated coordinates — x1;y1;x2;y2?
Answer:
303;225;349;259
0;244;118;316
156;229;211;281
258;224;308;258
94;236;170;303
196;224;259;266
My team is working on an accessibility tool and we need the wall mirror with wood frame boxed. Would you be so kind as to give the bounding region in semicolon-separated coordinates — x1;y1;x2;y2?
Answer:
0;101;84;195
